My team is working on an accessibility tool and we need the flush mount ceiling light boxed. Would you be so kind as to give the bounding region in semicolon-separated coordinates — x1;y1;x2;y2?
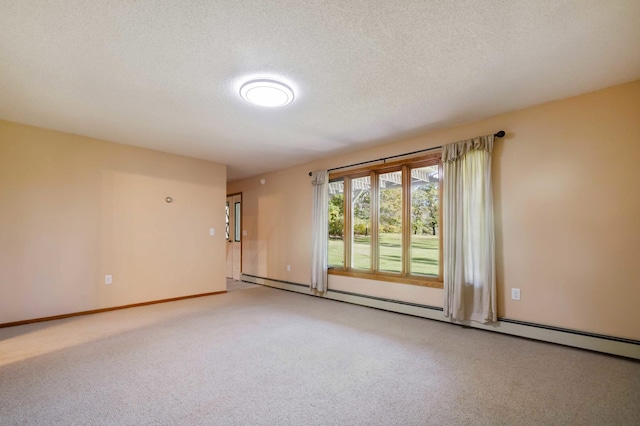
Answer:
239;79;294;107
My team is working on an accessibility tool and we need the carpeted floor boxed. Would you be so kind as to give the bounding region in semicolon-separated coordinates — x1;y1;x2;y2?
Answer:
226;279;259;292
1;281;639;425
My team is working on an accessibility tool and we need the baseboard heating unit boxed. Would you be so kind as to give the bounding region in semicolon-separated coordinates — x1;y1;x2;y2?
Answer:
242;274;640;360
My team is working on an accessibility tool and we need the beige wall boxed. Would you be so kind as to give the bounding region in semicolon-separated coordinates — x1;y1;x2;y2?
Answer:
0;121;227;324
228;80;640;340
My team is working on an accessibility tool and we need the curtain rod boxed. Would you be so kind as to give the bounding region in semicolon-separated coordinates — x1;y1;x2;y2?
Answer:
309;130;505;176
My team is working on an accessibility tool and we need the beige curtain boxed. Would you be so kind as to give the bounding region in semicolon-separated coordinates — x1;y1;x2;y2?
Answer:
311;170;329;292
442;135;496;323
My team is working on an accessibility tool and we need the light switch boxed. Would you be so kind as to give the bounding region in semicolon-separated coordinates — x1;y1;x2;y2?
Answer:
243;230;247;236
210;228;215;236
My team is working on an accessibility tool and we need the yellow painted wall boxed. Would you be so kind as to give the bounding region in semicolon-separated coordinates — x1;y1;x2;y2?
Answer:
228;80;640;340
0;120;227;324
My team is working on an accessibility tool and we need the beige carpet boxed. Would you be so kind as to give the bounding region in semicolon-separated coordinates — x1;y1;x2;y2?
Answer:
226;279;259;292
1;282;639;425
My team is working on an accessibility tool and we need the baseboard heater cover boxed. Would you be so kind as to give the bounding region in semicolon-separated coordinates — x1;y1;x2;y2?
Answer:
242;274;640;360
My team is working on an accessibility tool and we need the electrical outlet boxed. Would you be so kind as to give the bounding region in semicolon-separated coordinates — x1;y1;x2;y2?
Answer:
105;275;113;285
286;265;291;272
209;228;215;236
511;288;521;300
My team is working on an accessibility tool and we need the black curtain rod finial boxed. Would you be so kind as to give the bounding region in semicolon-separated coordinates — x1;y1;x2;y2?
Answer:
494;130;505;138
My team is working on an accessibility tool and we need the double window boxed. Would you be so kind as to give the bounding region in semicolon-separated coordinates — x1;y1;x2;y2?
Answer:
328;153;442;287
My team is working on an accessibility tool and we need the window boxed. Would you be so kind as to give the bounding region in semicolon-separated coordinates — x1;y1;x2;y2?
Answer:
328;180;345;268
234;202;241;242
410;165;439;277
379;170;402;273
327;153;442;287
225;202;230;240
351;175;371;270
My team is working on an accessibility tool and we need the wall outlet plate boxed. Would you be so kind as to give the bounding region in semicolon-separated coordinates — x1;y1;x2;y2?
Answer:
105;275;113;285
511;288;521;300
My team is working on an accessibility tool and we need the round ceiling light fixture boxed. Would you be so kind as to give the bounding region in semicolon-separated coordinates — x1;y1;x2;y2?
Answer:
239;79;294;107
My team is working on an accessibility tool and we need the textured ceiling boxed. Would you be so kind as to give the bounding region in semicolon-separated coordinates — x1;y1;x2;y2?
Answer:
1;1;640;181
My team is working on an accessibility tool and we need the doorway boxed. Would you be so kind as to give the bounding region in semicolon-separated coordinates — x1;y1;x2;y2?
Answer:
226;193;242;281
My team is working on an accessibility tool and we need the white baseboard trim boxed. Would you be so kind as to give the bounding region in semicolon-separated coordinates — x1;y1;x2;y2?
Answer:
242;274;640;360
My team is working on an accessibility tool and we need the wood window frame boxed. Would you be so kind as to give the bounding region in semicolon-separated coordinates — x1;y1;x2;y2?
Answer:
328;152;443;289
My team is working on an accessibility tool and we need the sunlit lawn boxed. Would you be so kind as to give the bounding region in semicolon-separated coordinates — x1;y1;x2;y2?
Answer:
329;233;438;276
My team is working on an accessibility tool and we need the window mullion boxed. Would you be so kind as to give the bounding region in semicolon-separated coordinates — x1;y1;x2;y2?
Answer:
402;165;411;277
371;172;379;273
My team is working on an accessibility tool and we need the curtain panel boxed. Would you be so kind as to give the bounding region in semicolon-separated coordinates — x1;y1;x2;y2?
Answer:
442;135;497;323
311;170;329;292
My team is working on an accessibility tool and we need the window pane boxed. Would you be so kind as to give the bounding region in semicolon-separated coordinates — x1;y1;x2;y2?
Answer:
328;179;345;268
410;166;439;276
234;202;241;242
225;202;230;240
378;171;402;273
351;176;371;270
